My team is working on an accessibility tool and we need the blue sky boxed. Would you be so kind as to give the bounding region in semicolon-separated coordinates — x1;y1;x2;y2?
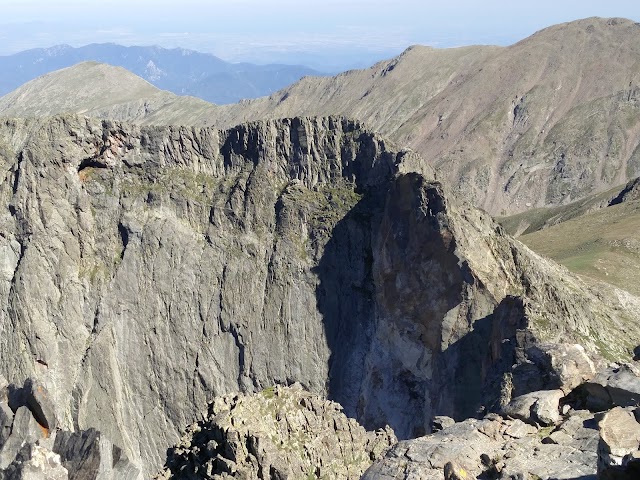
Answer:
2;0;640;70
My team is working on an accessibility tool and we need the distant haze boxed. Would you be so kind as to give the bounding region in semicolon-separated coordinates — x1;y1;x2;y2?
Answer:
2;0;640;70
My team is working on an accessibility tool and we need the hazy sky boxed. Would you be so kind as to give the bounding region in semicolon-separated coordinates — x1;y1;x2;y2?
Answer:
2;0;640;69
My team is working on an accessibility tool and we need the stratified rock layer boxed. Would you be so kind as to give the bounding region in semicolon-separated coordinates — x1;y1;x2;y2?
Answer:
0;114;638;474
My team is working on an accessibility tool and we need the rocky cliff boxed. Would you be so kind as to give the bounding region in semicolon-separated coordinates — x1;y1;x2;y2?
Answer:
0;114;638;475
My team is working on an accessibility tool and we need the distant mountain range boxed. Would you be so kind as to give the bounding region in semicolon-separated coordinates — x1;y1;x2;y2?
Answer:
211;17;640;215
5;18;640;218
0;43;323;104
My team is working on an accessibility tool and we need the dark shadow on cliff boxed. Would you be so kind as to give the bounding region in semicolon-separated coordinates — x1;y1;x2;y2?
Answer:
435;295;533;420
315;171;546;437
311;129;401;421
313;188;385;419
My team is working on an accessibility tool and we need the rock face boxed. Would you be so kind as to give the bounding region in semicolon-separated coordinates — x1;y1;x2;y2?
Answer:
0;114;638;475
156;384;396;479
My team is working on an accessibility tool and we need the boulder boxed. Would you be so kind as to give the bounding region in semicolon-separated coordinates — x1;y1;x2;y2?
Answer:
570;363;640;411
22;379;56;432
598;407;640;476
501;389;564;426
432;416;456;432
532;390;564;425
542;430;573;445
504;419;537;439
444;461;471;480
594;364;640;407
6;379;57;435
526;343;597;392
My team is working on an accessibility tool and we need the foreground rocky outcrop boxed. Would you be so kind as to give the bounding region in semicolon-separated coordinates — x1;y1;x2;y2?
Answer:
0;114;639;475
364;410;600;479
153;358;640;479
363;360;640;479
156;384;396;479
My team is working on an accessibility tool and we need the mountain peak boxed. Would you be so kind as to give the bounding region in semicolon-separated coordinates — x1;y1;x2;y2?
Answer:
528;16;639;39
0;61;224;125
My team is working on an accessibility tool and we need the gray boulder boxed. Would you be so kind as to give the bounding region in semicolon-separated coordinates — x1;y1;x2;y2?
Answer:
22;379;56;432
0;407;47;469
432;416;456;432
594;363;640;407
526;343;598;392
5;379;56;434
501;389;564;426
598;407;640;476
570;363;640;411
443;461;471;480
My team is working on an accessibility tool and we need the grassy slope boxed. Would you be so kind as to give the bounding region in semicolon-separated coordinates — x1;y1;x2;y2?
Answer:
497;184;621;236
518;200;640;296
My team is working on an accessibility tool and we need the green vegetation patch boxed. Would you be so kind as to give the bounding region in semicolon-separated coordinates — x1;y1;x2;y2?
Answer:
519;201;640;297
497;184;623;237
